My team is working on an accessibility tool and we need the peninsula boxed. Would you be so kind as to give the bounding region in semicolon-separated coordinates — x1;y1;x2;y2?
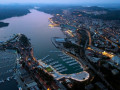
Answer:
0;22;9;28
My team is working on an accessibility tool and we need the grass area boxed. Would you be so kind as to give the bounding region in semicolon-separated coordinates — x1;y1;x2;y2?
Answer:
45;67;53;72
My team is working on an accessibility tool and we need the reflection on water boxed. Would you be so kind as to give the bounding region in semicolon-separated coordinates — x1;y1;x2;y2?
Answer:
0;10;64;58
0;9;82;75
0;9;66;58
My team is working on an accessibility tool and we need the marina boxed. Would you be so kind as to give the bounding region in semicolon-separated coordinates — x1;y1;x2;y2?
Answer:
0;9;84;89
41;51;83;74
38;60;89;82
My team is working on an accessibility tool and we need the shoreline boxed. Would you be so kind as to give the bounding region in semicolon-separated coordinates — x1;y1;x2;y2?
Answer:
0;22;9;28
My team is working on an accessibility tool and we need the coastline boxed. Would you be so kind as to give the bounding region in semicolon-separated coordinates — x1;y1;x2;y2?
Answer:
0;22;9;28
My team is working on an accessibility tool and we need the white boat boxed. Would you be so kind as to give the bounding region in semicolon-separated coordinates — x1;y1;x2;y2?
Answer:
66;60;75;64
61;56;69;59
53;64;62;68
42;55;50;60
59;68;68;72
63;58;73;61
56;66;65;71
50;61;59;65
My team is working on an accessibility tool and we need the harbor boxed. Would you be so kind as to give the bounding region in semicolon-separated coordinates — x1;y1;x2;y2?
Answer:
38;59;89;82
0;9;89;89
41;51;83;74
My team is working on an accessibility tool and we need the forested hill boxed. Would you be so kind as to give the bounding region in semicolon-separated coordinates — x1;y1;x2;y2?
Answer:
0;5;32;20
91;10;120;20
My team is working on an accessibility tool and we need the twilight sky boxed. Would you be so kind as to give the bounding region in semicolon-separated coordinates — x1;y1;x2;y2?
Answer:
0;0;120;4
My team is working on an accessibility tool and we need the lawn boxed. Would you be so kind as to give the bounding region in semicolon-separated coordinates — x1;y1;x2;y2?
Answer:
45;67;53;72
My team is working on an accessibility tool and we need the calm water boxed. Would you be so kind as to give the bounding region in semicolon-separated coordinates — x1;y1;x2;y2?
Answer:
0;9;83;74
0;9;83;72
0;79;18;90
0;9;83;90
0;9;65;58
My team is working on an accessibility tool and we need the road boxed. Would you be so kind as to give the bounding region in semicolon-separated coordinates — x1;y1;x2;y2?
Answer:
60;29;114;90
80;30;114;90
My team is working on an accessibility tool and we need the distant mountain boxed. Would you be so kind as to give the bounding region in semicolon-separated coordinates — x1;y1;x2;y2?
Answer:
83;6;109;11
0;5;33;28
71;6;120;20
91;10;120;20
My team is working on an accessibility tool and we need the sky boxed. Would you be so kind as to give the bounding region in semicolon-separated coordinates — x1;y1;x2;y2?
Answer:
0;0;120;4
